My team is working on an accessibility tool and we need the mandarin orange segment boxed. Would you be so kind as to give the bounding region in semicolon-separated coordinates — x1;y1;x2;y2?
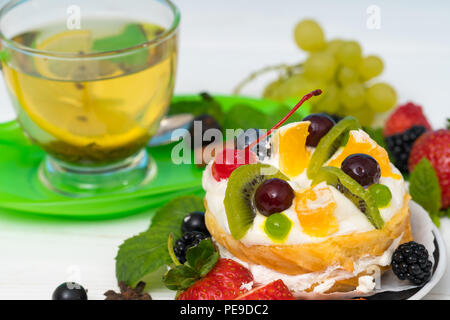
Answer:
294;183;339;237
278;122;311;178
327;130;401;179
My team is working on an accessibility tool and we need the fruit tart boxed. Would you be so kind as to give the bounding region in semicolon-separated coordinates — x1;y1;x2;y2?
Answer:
202;91;413;297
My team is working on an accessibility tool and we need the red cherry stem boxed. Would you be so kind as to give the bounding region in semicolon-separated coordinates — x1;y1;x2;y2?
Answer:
245;89;322;152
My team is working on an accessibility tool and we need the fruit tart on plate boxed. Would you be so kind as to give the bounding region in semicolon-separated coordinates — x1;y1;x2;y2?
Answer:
202;91;420;298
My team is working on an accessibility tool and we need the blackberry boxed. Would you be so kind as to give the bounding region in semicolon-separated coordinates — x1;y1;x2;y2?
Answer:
391;241;433;286
385;125;426;173
173;231;209;264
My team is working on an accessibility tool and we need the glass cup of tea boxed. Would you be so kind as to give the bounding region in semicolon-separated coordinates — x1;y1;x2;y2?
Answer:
0;0;179;196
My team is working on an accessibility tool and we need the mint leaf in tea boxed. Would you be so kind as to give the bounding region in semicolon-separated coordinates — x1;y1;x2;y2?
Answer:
3;19;177;164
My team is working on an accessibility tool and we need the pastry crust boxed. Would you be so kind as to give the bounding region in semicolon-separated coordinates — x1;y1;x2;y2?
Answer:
205;193;413;292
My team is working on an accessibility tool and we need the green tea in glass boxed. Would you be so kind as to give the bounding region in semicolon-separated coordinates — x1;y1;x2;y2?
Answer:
0;0;179;196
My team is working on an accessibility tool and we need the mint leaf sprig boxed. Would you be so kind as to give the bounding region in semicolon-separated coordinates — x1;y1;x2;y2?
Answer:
115;195;204;287
163;238;219;291
409;158;442;226
169;93;225;125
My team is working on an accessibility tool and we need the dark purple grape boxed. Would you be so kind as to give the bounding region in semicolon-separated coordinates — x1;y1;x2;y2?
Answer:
302;113;336;147
341;153;381;188
254;178;294;216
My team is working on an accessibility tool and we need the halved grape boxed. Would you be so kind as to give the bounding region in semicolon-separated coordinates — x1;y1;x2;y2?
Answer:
312;166;384;229
264;213;292;241
368;184;392;208
307;116;360;179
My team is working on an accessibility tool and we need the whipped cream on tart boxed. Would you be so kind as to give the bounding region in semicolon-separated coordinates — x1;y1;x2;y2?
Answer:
202;115;412;297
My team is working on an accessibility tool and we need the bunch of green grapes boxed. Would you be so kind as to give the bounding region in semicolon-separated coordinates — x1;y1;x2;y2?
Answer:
263;19;397;126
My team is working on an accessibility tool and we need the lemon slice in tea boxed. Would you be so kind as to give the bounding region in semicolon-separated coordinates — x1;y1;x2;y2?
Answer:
7;29;152;150
34;30;95;79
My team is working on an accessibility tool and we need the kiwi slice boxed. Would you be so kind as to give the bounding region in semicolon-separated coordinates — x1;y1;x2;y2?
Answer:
307;116;360;179
312;166;384;229
224;163;289;240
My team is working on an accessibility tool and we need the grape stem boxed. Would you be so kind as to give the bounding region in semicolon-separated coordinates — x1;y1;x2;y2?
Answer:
245;89;322;152
232;63;302;95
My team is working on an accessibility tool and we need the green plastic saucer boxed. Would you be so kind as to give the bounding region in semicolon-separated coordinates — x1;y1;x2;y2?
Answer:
0;95;309;219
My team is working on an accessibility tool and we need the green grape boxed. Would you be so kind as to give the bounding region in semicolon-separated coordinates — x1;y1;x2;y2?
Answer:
340;83;366;110
304;51;337;81
358;55;384;80
312;83;339;113
366;82;397;112
294;19;326;52
337;66;360;85
345;105;375;126
275;73;324;102
325;39;344;56
336;41;362;68
369;184;392;208
264;213;292;241
263;79;283;100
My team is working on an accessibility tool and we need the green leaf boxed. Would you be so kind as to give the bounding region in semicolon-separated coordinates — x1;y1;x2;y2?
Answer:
363;127;387;149
439;207;450;218
115;195;204;287
362;126;399;165
223;104;271;130
0;50;11;64
168;93;225;125
271;105;302;125
185;239;219;277
430;214;441;228
92;23;149;68
409;158;442;226
93;23;148;52
163;239;219;291
163;265;199;291
168;233;182;266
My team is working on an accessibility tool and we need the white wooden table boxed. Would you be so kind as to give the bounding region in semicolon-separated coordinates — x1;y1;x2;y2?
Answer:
0;0;449;299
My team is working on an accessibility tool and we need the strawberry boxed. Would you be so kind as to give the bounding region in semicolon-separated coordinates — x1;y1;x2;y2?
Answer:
236;279;295;300
409;129;450;209
384;102;432;136
177;259;253;300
